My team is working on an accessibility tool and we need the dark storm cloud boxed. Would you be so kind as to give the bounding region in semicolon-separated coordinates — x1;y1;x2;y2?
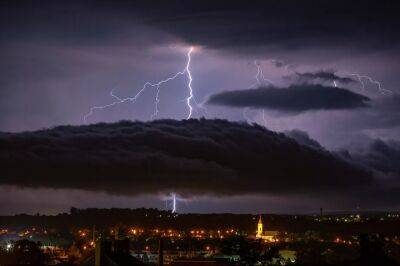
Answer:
0;119;372;197
356;94;400;130
1;0;399;52
291;71;355;84
271;60;286;68
339;139;400;177
284;130;400;178
284;129;324;150
149;0;400;52
206;85;370;113
284;131;400;206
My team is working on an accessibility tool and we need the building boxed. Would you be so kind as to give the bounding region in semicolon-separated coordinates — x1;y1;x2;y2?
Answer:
170;258;231;266
255;215;279;242
82;239;145;266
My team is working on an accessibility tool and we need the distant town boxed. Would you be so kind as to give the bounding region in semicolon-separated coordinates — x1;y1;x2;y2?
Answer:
1;208;400;265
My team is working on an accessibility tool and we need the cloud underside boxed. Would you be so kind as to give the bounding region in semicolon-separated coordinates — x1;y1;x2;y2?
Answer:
1;1;399;53
206;85;370;112
285;129;400;177
292;71;355;84
340;139;400;177
0;119;372;197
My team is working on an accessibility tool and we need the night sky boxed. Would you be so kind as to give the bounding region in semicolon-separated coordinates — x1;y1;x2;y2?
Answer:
1;0;400;214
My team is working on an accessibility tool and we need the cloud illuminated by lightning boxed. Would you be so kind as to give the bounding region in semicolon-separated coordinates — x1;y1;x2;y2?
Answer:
84;47;197;122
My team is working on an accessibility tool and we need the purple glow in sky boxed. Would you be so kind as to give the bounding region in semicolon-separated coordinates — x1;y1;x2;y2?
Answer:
1;0;400;214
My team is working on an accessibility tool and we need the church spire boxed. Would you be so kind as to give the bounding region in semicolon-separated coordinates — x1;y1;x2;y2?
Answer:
256;215;263;238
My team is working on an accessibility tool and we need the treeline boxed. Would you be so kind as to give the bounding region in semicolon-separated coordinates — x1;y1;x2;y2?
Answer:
1;208;400;236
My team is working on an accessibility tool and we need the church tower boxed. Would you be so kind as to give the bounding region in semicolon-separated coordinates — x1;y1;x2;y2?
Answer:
256;215;263;238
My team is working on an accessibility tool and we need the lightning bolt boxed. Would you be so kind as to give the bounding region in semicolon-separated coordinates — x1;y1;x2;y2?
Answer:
185;47;194;119
247;60;273;126
164;193;179;213
333;80;337;87
242;108;254;123
261;109;267;127
172;193;177;213
349;73;392;95
84;47;197;122
250;60;274;88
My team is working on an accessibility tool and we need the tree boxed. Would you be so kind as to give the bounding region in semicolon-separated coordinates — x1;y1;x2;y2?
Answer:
295;240;326;265
70;207;79;215
5;239;48;265
219;236;265;265
359;234;397;266
259;245;282;266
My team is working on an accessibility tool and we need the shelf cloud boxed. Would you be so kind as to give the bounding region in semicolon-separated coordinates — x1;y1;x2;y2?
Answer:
0;119;372;197
206;85;370;113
